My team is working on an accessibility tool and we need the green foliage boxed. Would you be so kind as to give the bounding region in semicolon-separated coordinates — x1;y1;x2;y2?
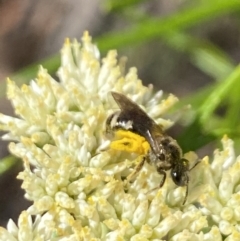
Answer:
1;0;240;167
0;155;18;175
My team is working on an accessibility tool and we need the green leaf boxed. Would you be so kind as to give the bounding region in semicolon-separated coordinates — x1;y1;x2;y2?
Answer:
178;118;216;152
102;0;145;12
163;32;235;80
0;155;19;175
1;0;239;99
198;64;240;124
178;65;240;151
97;0;240;51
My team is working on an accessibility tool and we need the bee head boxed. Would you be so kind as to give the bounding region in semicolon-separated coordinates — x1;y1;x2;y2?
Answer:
155;136;190;187
171;158;189;186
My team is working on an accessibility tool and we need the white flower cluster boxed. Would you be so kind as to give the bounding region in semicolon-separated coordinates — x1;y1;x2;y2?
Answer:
0;32;240;241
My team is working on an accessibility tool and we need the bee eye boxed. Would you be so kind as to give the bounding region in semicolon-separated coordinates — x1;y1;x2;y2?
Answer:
171;168;188;186
171;171;182;185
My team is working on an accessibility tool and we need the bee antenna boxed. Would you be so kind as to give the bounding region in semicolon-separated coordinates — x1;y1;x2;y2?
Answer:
182;159;201;205
189;159;201;171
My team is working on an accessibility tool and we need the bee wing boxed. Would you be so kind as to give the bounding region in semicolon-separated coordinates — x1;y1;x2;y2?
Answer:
111;92;163;153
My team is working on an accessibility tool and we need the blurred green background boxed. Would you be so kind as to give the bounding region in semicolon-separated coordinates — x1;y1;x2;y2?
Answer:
1;0;240;226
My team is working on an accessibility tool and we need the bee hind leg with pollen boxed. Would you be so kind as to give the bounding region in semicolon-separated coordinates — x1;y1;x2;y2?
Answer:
108;129;151;184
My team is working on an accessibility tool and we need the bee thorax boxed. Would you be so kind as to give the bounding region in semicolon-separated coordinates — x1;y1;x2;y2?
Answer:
157;136;182;163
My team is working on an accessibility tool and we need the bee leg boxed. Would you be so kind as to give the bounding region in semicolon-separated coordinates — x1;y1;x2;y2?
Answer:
182;184;188;205
146;170;167;194
158;170;167;188
126;156;146;183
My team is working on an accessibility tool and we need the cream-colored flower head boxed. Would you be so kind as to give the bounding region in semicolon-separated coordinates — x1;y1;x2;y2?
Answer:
0;32;240;241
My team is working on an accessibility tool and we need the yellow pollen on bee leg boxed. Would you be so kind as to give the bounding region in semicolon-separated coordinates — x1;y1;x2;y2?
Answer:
110;130;150;155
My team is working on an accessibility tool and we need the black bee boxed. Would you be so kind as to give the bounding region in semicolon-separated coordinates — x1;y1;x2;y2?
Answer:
106;91;199;205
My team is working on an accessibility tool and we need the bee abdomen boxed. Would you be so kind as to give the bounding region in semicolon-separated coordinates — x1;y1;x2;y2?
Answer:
106;111;134;134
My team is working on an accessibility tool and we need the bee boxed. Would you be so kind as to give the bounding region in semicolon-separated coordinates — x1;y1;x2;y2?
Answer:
106;91;199;205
